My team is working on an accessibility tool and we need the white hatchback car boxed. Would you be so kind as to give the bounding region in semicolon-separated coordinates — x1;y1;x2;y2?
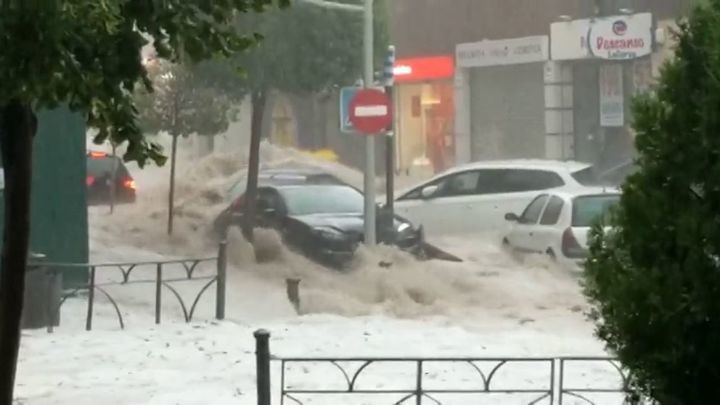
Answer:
394;159;598;236
503;187;621;270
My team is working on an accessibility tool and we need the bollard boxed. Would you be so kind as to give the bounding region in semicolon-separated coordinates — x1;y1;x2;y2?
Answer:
216;241;227;320
44;268;62;333
285;278;301;314
155;263;163;325
254;329;271;405
22;253;58;331
85;266;96;331
415;360;423;405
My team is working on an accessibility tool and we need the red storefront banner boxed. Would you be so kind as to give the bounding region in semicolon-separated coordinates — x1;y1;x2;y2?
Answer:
393;55;454;83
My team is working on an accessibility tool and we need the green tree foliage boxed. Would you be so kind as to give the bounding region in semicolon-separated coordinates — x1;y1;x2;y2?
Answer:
137;60;239;138
199;0;389;99
241;0;388;93
0;1;286;402
584;2;720;403
0;0;279;165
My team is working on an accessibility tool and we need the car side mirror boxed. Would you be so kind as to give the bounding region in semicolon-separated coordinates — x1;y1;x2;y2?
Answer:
505;213;519;222
420;185;439;199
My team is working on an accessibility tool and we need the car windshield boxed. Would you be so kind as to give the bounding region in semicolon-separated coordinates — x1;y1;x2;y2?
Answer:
280;185;364;216
572;194;621;227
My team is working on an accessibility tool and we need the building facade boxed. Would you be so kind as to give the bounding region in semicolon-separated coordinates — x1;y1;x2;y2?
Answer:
389;0;695;172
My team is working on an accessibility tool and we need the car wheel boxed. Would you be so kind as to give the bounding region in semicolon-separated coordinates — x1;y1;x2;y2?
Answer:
502;238;522;261
501;238;514;253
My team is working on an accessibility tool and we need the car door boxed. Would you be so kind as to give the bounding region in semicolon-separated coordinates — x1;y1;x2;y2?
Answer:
394;178;445;234
532;194;565;254
395;170;483;236
490;169;565;232
464;169;510;233
509;194;549;253
256;188;285;230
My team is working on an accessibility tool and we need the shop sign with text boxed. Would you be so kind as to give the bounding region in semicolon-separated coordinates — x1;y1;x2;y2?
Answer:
456;36;549;68
551;13;652;61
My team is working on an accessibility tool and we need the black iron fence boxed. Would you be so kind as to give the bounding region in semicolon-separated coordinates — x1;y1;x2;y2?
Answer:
30;241;227;332
254;330;651;405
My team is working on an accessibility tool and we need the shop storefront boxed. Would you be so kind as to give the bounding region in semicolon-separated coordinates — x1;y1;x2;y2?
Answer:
393;55;455;175
454;36;551;164
550;12;655;171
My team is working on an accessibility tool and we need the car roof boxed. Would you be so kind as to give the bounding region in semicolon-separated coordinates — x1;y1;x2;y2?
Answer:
266;183;363;197
226;168;347;202
87;151;118;159
396;159;594;195
86;152;126;167
442;159;592;174
547;186;622;200
260;167;331;176
255;170;344;187
269;183;355;191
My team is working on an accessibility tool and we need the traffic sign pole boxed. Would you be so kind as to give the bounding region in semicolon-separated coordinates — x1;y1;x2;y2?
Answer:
363;0;376;246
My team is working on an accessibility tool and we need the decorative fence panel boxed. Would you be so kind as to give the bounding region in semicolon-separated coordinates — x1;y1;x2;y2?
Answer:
253;330;653;405
31;241;227;332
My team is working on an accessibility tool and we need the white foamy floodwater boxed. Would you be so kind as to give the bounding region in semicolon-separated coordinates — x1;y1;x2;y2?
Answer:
15;141;611;405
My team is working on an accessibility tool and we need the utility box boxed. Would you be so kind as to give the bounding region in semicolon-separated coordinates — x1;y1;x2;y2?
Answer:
0;107;89;288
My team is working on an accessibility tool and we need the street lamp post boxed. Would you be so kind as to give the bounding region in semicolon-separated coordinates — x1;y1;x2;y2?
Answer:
297;0;377;245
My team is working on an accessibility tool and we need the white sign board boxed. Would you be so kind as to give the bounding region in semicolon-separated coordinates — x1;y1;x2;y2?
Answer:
551;13;653;61
456;36;549;68
599;64;624;127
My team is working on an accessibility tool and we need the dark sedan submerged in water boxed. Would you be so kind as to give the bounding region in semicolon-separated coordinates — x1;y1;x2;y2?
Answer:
86;151;137;205
214;183;427;268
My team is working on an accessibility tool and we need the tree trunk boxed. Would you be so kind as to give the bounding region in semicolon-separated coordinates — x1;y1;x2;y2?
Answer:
207;134;215;154
109;143;117;215
167;134;179;235
241;89;267;243
0;100;37;405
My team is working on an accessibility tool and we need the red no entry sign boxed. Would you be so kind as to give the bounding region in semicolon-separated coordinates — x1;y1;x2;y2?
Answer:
349;88;393;135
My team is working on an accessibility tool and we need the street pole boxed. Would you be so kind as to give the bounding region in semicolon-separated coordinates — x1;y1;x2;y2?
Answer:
363;0;376;245
383;45;396;215
296;0;376;245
